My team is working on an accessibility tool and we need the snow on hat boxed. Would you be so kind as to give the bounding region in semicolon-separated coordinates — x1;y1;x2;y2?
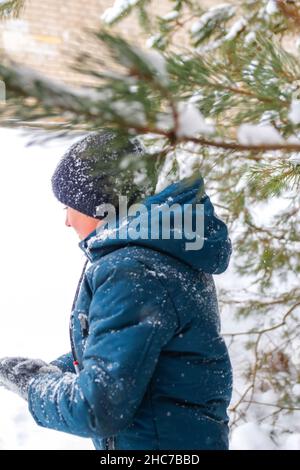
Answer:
51;129;145;219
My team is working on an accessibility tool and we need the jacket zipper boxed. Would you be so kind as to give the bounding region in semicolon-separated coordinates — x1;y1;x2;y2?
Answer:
69;259;89;367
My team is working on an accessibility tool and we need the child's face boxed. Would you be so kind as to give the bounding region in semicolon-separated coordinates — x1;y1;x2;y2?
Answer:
64;206;104;240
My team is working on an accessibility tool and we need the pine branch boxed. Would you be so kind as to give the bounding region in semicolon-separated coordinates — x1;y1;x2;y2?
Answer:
0;0;24;18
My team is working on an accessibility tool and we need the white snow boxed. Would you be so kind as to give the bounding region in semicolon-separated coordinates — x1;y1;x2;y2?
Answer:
237;123;284;145
101;0;139;24
133;47;169;84
289;153;300;165
140;49;168;80
110;99;146;125
176;102;215;138
288;99;300;125
244;31;256;45
190;4;236;36
1;63;112;114
161;11;179;22
286;135;300;165
117;43;169;85
287;135;300;145
145;34;162;49
281;434;300;450
0;128;93;450
266;0;279;16
224;17;247;41
230;422;277;450
292;384;300;397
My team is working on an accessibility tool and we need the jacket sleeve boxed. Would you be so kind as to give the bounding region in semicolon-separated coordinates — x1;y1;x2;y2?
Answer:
28;259;178;439
49;352;75;373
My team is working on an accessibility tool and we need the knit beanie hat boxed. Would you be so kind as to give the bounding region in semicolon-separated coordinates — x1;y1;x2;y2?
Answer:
51;129;145;219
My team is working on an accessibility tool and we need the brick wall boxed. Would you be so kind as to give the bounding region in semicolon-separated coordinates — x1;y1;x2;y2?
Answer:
0;0;218;86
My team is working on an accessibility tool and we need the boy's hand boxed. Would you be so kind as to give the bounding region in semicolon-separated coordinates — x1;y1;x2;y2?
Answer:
0;357;62;401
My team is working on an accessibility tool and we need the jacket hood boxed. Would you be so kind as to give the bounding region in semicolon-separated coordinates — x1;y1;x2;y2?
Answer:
79;176;232;274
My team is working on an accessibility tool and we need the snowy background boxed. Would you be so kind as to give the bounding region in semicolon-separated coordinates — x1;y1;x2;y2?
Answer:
0;128;299;450
0;128;93;449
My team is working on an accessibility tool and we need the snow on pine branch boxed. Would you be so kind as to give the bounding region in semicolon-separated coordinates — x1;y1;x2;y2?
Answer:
190;3;236;43
101;0;141;25
97;31;169;86
176;102;215;138
237;123;284;146
237;123;300;164
198;16;248;52
288;99;300;125
161;10;179;22
0;62;111;113
224;17;247;41
266;0;279;16
133;47;169;85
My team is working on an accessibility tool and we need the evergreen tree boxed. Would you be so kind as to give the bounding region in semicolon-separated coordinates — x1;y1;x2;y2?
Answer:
1;0;300;446
0;0;24;18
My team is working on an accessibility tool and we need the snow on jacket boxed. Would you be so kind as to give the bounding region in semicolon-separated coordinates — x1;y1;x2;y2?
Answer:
28;176;233;450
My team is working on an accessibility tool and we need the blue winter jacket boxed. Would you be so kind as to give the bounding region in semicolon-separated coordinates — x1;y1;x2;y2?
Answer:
28;176;233;450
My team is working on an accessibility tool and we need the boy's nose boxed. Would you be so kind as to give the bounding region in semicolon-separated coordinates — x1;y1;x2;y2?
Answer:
65;214;71;227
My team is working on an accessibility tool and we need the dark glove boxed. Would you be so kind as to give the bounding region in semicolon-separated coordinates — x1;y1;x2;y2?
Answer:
0;356;62;400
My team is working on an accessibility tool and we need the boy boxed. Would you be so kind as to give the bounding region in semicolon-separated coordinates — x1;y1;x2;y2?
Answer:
0;129;232;450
